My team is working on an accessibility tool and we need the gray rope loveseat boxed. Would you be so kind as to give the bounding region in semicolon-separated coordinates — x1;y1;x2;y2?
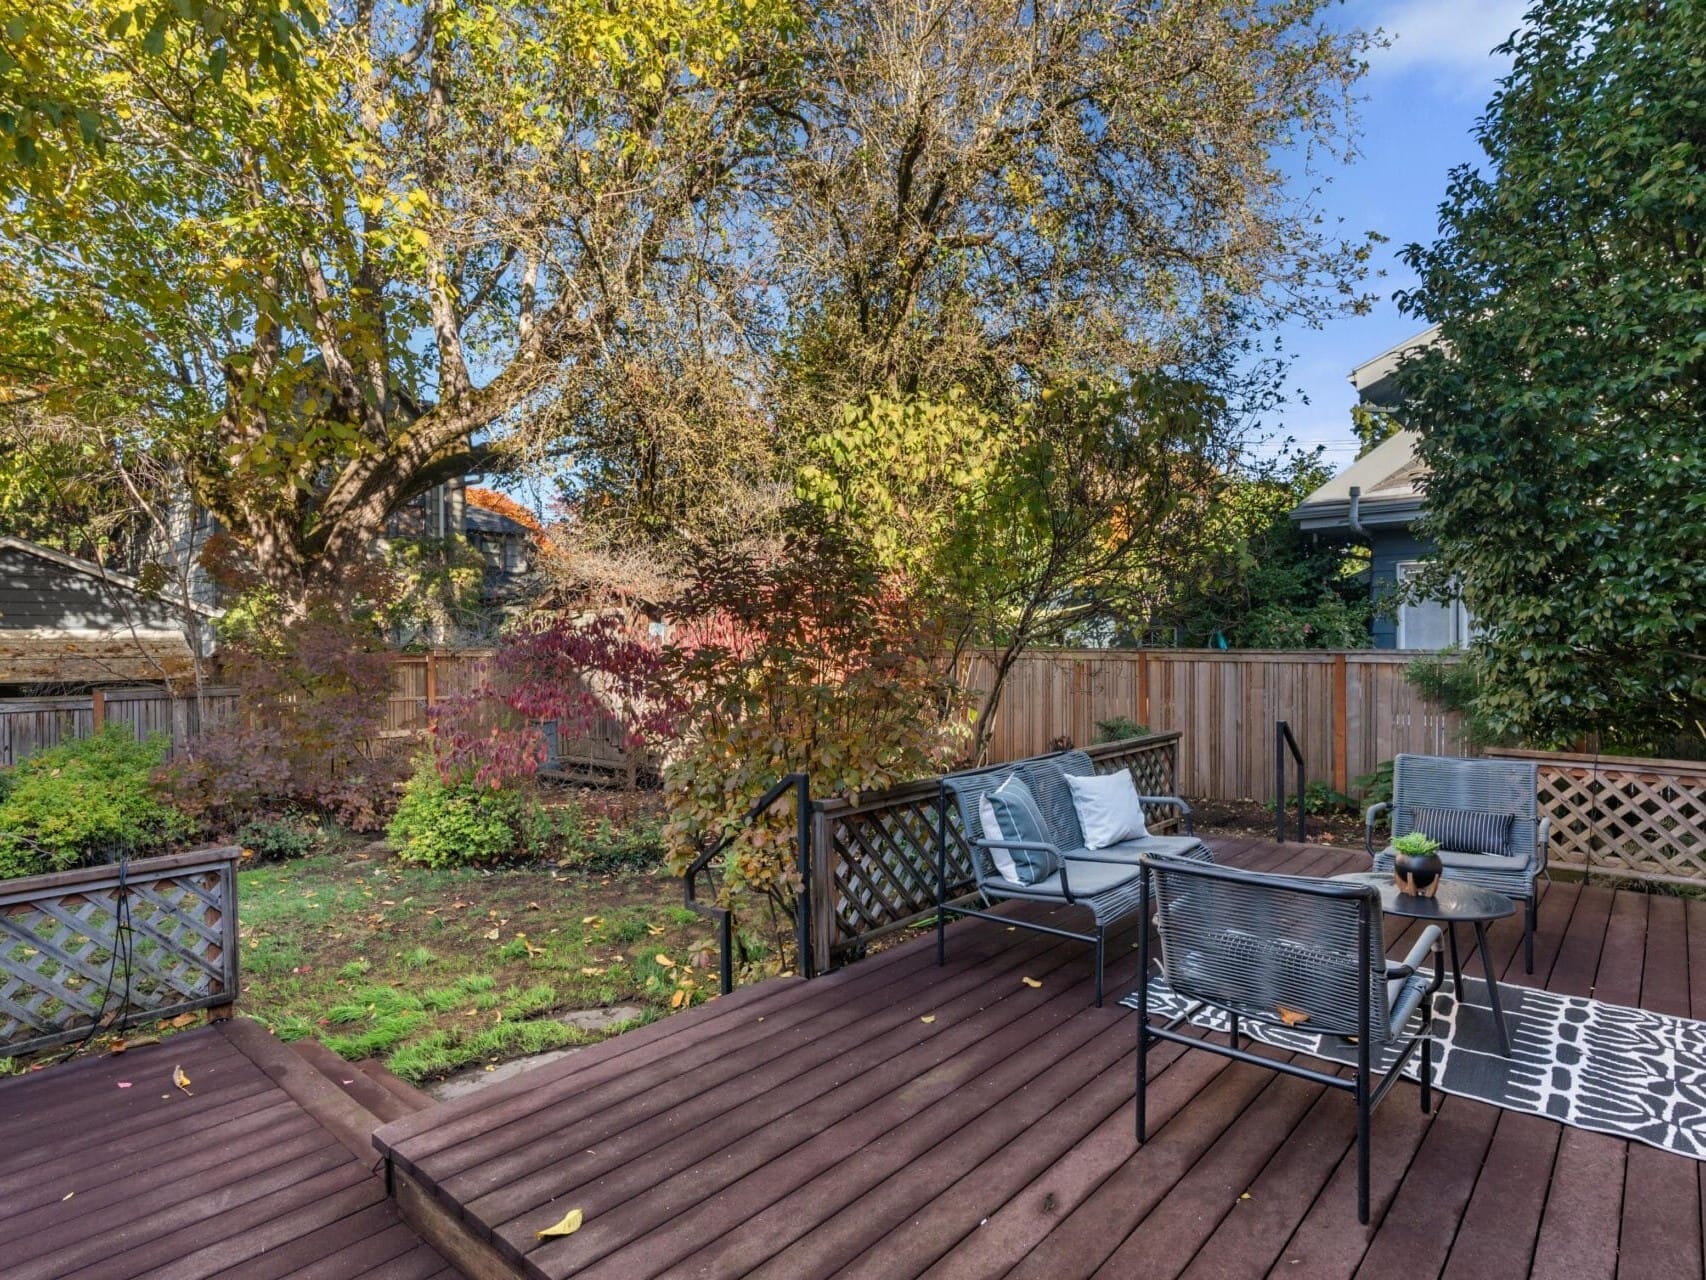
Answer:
935;748;1212;1005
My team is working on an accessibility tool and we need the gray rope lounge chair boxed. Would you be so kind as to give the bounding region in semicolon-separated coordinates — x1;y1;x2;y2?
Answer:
1135;856;1444;1223
1367;754;1549;972
935;751;1211;1006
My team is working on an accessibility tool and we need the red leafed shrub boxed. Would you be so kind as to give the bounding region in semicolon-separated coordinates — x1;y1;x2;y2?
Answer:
429;614;682;789
167;614;404;831
661;534;970;969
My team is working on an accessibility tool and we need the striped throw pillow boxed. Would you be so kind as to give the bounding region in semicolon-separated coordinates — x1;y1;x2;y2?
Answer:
979;776;1061;885
1411;806;1514;857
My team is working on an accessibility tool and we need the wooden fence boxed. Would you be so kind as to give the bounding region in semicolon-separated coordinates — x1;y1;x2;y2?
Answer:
1487;748;1706;886
0;847;241;1057
0;686;241;767
965;648;1469;801
808;733;1180;972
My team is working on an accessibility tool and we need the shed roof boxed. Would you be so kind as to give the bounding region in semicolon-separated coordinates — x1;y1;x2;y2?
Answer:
0;632;197;685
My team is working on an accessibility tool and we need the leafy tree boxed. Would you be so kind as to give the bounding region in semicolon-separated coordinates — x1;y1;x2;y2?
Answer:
1;0;801;614
797;380;1227;758
772;0;1378;422
1395;0;1706;756
1349;403;1401;458
1154;454;1372;649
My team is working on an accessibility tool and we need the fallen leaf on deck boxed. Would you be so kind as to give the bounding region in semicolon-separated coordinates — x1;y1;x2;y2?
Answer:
1021;977;1042;989
1275;1005;1310;1027
116;1082;132;1088
537;1208;584;1239
172;1065;192;1095
62;1191;73;1201
920;1015;936;1024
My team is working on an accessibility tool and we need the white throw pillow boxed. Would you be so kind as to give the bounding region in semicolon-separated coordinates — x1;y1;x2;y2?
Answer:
1065;770;1149;849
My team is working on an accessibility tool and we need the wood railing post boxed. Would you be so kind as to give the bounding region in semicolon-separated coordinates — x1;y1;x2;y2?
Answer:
1332;653;1349;794
90;688;105;734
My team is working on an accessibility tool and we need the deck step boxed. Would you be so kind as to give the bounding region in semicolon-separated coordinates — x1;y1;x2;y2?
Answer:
289;1039;419;1125
356;1057;436;1114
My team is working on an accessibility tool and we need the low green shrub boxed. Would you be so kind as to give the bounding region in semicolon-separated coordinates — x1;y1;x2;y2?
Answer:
0;727;195;880
388;761;530;868
1093;716;1150;744
235;811;325;862
1355;759;1394;808
552;804;667;870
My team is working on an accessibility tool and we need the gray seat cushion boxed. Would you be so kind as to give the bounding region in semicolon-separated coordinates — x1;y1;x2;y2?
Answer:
984;857;1143;901
1101;835;1212;863
1374;845;1534;898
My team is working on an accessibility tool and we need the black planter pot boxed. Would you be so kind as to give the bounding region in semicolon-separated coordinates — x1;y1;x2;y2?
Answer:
1393;849;1444;898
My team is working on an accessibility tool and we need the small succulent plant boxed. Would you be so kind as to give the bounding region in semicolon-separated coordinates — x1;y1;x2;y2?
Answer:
1393;832;1441;858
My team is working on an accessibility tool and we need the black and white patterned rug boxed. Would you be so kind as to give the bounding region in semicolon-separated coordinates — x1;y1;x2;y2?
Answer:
1122;975;1706;1160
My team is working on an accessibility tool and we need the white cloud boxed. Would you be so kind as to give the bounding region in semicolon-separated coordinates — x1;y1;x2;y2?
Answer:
1370;0;1527;75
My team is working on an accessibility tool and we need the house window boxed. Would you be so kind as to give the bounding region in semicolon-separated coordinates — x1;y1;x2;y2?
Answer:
1396;560;1472;649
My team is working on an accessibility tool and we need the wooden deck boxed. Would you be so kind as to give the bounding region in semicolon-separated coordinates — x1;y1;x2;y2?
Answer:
375;836;1706;1280
0;1018;456;1280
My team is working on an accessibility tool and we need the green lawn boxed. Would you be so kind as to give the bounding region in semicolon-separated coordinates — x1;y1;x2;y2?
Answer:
237;849;720;1083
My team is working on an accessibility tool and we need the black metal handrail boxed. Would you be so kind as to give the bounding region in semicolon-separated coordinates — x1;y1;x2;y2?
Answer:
1274;720;1307;843
682;772;813;995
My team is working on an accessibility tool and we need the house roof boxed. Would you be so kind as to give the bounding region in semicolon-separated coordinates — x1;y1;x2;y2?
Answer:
0;537;220;618
463;506;536;537
1347;325;1441;407
1290;429;1427;534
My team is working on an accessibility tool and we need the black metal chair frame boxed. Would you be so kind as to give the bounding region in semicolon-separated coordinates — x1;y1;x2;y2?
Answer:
1133;857;1445;1223
934;778;1141;1006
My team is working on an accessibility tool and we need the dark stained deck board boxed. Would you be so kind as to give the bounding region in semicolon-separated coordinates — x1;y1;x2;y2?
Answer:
518;929;1118;1273
1617;891;1702;1280
372;841;1706;1280
533;841;1317;1279
807;843;1350;1280
0;1022;455;1280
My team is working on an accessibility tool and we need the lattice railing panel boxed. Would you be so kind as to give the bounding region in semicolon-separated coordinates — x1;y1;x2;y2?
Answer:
1531;760;1706;882
827;795;972;947
0;849;240;1057
813;734;1183;966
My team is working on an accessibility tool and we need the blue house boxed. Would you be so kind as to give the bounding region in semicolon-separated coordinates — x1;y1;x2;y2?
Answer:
1290;327;1471;650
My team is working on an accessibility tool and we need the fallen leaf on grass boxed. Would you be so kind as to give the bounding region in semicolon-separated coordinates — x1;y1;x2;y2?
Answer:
482;927;501;941
920;1015;936;1024
166;1012;196;1029
647;926;665;936
581;916;601;925
537;1208;583;1239
670;990;688;1010
580;967;606;977
172;1065;192;1095
654;954;675;969
1021;977;1042;989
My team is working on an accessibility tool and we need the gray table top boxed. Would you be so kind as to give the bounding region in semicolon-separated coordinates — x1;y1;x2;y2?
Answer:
1330;871;1516;924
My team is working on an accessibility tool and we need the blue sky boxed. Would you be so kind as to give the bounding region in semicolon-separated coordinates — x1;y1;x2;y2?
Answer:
1272;0;1529;467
